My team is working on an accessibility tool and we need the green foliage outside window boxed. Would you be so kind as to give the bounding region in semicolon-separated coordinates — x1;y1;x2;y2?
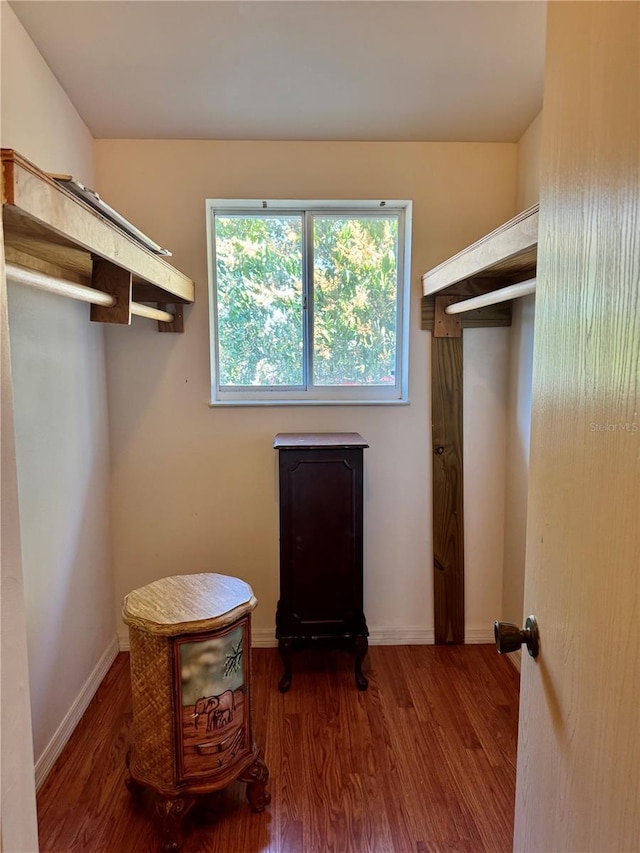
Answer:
215;215;304;386
313;217;397;386
214;211;399;388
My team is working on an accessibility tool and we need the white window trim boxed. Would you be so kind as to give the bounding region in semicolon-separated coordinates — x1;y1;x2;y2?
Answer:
206;198;412;406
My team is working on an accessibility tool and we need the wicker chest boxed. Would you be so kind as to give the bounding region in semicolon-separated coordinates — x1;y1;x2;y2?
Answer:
122;573;269;851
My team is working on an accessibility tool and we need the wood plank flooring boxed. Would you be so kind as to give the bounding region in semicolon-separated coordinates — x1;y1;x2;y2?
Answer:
37;645;520;853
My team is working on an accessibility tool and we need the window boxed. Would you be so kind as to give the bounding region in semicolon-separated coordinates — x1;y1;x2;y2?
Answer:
206;199;411;405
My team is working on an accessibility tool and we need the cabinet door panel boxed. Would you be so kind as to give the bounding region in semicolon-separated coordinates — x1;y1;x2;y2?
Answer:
279;448;363;635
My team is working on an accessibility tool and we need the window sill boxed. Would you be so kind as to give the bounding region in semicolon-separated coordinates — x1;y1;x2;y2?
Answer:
208;399;410;408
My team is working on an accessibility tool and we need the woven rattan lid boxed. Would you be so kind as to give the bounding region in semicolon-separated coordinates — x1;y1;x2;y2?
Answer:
122;573;257;636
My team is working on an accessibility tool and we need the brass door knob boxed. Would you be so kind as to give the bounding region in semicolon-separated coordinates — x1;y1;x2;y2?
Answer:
494;615;539;658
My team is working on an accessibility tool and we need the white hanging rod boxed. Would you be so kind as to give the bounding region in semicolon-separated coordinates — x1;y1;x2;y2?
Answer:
6;263;174;324
445;277;537;315
129;301;174;322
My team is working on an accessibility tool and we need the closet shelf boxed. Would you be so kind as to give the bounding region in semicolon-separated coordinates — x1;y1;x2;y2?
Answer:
1;149;194;307
423;204;538;647
422;203;538;296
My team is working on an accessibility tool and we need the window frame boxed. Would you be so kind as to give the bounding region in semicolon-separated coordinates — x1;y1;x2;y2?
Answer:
206;198;412;406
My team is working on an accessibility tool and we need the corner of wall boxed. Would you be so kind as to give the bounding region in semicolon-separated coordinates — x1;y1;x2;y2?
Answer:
0;2;95;182
1;241;40;853
2;0;115;802
501;111;541;625
515;111;543;213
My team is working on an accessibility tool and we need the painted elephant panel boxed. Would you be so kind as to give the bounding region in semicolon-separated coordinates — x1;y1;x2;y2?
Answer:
174;622;250;781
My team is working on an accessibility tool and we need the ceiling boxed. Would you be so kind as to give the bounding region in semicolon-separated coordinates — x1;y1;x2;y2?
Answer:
9;1;546;142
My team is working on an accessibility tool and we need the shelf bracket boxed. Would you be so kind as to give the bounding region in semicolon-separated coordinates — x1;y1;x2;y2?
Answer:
433;295;461;338
90;257;132;325
157;303;184;333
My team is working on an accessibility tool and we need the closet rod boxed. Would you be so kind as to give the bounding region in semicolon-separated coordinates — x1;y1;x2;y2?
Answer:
129;301;174;322
445;277;537;315
6;263;174;323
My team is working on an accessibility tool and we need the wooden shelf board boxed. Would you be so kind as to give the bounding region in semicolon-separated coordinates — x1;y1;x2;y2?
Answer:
2;149;194;304
422;204;538;295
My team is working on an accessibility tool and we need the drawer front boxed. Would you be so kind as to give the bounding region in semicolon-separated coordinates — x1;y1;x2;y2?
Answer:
173;620;252;785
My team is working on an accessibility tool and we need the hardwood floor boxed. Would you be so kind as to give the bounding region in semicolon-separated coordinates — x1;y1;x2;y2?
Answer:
37;645;520;853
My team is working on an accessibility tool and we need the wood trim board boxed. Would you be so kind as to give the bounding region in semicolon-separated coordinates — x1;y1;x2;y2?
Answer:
431;336;464;644
2;149;194;304
422;204;538;295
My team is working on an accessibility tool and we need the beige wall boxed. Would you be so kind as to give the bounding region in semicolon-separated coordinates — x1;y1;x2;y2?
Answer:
502;293;535;630
7;287;115;766
1;222;40;851
0;3;94;184
464;326;509;638
94;138;517;645
1;3;115;800
502;112;542;642
516;111;543;212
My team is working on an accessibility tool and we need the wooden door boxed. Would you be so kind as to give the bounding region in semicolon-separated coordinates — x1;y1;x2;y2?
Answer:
514;3;640;850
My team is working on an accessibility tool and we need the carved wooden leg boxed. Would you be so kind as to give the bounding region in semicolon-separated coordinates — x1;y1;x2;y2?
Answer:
278;638;293;693
354;635;369;691
124;748;144;797
239;749;271;812
153;795;195;852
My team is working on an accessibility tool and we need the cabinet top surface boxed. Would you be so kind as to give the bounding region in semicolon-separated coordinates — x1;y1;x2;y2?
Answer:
122;573;256;635
273;432;368;449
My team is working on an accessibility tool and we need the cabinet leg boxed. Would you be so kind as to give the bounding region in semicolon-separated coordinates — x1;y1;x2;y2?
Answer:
124;748;144;797
239;749;271;812
354;635;369;691
153;795;195;852
278;638;293;692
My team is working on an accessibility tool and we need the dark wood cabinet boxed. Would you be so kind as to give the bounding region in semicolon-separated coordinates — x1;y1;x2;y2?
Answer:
274;433;369;691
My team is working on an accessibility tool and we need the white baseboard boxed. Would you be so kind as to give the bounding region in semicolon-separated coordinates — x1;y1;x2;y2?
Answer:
118;629;130;651
507;650;522;672
368;627;435;645
464;627;497;644
252;627;435;647
123;628;438;649
120;626;494;650
251;630;278;648
35;636;119;790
